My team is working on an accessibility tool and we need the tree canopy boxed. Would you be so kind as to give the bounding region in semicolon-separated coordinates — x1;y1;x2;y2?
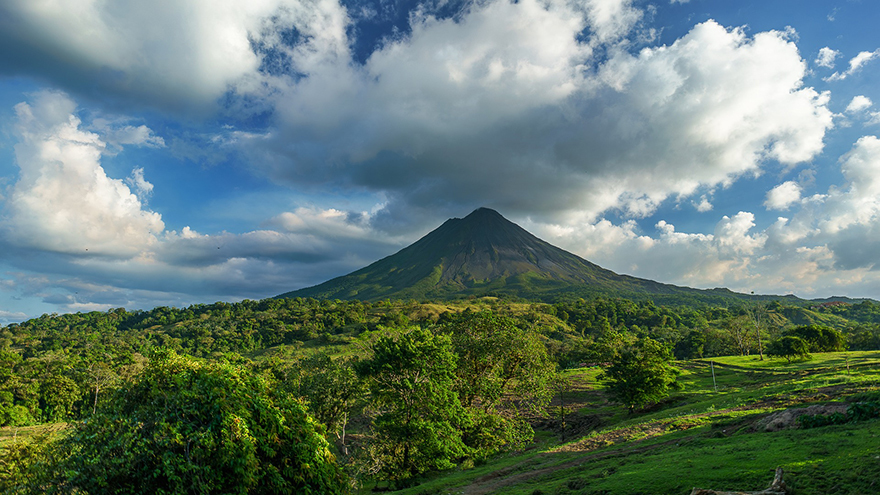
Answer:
599;336;680;412
9;350;348;494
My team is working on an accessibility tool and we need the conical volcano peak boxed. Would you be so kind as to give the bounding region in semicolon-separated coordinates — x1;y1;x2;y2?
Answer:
278;208;696;301
462;207;504;220
448;207;510;230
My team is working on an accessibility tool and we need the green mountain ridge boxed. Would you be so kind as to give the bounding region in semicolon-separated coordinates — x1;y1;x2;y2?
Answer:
279;208;798;303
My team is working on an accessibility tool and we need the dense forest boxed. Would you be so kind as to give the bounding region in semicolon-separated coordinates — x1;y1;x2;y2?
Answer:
0;296;878;491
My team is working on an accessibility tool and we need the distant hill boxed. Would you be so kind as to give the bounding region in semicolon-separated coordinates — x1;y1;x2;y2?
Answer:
278;208;781;304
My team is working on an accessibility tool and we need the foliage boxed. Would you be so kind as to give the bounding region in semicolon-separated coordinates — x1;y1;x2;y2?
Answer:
767;335;812;364
289;352;365;455
355;327;467;482
439;311;554;455
784;325;845;352
798;402;880;428
21;349;348;494
0;434;59;493
599;337;680;412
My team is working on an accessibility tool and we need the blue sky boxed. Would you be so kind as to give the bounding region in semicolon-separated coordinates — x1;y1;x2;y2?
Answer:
1;0;879;322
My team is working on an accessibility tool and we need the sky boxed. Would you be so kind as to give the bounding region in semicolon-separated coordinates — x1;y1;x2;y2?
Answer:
1;0;879;322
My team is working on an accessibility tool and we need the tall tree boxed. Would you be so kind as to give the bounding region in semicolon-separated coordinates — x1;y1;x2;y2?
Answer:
600;337;680;413
356;327;466;482
439;311;554;455
292;352;365;455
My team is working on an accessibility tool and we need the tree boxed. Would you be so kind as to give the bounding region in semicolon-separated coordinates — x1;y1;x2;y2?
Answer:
767;335;811;364
38;375;79;423
785;325;845;352
724;315;754;356
32;349;348;494
599;337;679;413
674;329;707;359
745;298;767;360
292;352;365;455
439;311;554;455
355;327;466;482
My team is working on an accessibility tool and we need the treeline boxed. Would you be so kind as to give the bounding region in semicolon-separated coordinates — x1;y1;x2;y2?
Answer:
1;296;879;491
0;297;879;428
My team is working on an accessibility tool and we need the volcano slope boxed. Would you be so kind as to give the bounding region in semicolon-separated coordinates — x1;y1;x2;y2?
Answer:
279;208;753;304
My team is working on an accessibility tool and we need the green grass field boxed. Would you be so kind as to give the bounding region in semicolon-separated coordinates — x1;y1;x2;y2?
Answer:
380;351;880;495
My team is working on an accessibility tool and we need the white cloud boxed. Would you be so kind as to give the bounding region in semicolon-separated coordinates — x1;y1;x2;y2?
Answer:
0;309;28;325
848;49;880;72
249;16;833;226
0;1;836;227
90;119;166;150
583;0;643;44
825;49;880;81
694;195;713;212
519;132;880;300
6;91;165;257
815;46;839;68
4;1;873;307
126;167;154;199
846;95;873;114
0;91;403;312
0;0;351;111
764;181;802;210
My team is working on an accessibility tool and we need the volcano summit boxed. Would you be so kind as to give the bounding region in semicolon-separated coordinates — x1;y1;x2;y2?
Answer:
278;208;743;302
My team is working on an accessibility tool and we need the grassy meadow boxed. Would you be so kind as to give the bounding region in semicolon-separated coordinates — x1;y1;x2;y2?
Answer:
381;351;880;495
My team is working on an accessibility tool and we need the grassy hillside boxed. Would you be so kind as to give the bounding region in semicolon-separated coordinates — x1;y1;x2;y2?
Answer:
382;352;880;495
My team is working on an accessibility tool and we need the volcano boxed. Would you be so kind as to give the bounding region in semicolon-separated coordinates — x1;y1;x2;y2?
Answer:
278;207;743;302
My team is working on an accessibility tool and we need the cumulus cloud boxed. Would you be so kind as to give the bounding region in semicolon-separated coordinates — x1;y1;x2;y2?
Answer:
0;310;28;325
0;0;836;227
815;46;839;68
5;90;165;257
846;95;873;114
0;0;350;112
694;195;713;212
530;212;770;293
246;13;833;227
0;91;403;313
825;49;880;81
125;167;154;200
90;119;166;151
516;131;880;300
765;181;802;210
3;0;873;309
583;0;644;44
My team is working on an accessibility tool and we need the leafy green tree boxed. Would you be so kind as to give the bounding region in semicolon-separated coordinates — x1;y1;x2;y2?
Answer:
599;337;680;413
674;329;707;359
439;311;554;455
31;349;348;494
38;375;79;423
292;353;365;455
356;327;466;482
785;325;845;352
768;335;811;363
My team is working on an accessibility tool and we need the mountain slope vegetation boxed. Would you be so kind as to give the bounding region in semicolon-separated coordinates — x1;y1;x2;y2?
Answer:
278;208;792;304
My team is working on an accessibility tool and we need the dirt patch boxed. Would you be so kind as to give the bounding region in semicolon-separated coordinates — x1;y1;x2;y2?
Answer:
753;404;848;432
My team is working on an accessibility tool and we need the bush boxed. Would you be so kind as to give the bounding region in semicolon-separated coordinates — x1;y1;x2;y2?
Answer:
798;402;880;428
5;350;349;494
